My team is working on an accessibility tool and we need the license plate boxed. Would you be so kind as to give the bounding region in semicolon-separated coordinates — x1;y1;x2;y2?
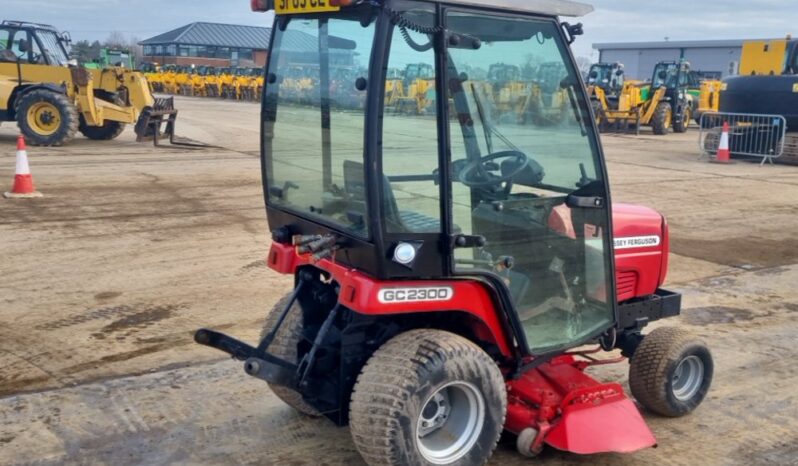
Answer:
275;0;340;14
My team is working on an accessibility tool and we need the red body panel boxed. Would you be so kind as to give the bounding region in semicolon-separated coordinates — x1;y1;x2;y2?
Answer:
611;203;667;301
268;243;514;356
505;356;656;455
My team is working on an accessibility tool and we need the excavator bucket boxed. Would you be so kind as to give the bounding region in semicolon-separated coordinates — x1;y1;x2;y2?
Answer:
134;97;207;147
544;382;657;454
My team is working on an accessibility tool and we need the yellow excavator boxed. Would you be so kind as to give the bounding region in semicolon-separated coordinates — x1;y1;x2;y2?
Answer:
0;20;179;146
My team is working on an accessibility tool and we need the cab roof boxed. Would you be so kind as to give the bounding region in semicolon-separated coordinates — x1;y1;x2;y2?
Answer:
429;0;593;17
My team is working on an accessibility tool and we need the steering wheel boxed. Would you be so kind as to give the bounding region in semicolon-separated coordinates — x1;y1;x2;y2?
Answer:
459;150;530;188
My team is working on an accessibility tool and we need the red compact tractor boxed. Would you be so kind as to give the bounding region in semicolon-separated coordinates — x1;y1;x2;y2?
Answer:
196;0;713;464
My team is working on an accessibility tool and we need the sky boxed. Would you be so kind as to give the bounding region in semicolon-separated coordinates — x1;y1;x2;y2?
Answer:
5;0;796;59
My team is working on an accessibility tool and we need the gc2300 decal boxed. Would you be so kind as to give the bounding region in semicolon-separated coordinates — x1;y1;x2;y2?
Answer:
377;286;454;304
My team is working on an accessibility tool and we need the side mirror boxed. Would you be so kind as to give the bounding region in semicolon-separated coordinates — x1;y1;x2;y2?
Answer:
588;71;598;79
615;69;624;76
18;38;29;53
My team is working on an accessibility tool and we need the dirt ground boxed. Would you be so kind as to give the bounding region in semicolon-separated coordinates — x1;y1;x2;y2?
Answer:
1;96;797;465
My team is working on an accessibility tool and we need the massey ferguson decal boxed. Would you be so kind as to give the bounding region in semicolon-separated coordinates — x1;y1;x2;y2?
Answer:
377;286;454;304
614;235;661;250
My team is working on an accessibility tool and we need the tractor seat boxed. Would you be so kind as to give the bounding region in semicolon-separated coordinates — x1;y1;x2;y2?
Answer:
343;160;452;234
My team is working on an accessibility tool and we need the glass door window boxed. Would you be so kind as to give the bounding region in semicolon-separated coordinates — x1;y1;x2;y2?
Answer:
445;10;614;353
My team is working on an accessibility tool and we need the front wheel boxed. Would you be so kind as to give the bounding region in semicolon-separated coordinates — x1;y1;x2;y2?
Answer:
651;102;673;135
674;106;691;133
349;329;506;466
629;326;713;417
79;117;125;140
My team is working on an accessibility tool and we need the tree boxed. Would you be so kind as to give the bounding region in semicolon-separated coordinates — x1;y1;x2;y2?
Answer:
104;31;127;50
575;56;592;77
70;40;93;63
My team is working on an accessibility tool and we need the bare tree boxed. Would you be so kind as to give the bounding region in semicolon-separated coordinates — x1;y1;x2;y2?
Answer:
575;56;592;76
104;31;127;50
127;36;143;63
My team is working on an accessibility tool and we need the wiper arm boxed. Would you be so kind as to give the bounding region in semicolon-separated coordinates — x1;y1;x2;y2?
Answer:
470;82;493;153
470;82;522;153
564;79;587;136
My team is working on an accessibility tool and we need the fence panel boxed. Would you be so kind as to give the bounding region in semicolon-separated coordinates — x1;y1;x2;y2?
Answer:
699;112;787;165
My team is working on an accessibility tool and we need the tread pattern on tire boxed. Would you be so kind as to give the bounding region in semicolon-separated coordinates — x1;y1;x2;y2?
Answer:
651;102;672;135
629;326;709;417
16;90;78;146
79;118;126;140
674;107;690;133
349;329;506;466
260;294;320;417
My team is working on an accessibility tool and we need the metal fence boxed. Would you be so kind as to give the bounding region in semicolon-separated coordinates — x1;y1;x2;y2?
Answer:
698;112;787;165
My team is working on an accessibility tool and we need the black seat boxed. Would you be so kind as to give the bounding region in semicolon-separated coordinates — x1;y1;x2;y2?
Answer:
343;160;445;234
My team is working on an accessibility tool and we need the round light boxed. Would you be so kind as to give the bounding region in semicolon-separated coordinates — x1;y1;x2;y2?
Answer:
393;243;416;265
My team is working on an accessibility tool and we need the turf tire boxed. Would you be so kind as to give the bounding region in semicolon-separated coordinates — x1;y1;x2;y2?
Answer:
349;329;506;466
629;326;713;417
260;293;320;417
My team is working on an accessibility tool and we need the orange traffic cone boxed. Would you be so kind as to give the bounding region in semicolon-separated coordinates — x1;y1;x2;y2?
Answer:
712;121;732;164
4;135;43;198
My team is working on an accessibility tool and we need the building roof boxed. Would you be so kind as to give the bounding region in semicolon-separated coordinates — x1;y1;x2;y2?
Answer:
593;38;781;51
140;22;273;50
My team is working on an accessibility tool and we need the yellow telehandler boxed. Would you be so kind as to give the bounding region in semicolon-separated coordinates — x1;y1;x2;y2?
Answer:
0;21;179;146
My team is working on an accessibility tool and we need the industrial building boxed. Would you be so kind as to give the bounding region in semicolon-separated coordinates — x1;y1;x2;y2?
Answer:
593;39;770;80
140;22;272;67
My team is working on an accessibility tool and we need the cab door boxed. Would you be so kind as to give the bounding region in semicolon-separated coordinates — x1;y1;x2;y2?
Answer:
443;8;616;354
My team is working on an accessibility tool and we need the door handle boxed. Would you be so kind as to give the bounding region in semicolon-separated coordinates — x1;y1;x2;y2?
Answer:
566;194;605;209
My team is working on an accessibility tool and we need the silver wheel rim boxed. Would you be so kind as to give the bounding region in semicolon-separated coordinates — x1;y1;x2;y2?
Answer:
416;381;485;464
672;355;704;401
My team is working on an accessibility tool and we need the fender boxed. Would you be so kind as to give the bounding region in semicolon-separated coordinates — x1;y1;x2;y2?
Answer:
267;242;515;357
8;83;68;118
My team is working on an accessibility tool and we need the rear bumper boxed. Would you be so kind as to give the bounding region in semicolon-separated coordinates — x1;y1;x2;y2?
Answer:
617;288;681;331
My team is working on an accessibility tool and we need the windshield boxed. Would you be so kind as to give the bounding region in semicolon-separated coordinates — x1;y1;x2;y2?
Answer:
652;63;679;89
445;10;614;353
36;30;69;66
264;8;376;237
107;51;129;66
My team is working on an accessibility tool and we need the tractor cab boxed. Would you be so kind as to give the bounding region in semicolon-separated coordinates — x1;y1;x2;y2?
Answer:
587;62;624;95
487;63;521;86
649;60;693;130
0;20;71;66
196;1;712;464
261;0;616;354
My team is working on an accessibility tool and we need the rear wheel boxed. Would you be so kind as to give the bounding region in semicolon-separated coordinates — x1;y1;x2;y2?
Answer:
651;102;672;135
350;329;506;466
629;326;713;417
260;293;320;417
16;90;78;146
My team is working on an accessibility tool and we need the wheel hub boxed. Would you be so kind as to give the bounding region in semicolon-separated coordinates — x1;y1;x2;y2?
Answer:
418;391;451;437
415;382;485;464
672;355;704;401
26;101;61;136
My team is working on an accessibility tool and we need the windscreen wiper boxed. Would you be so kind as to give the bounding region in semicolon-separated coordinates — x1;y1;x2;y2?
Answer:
469;82;522;153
